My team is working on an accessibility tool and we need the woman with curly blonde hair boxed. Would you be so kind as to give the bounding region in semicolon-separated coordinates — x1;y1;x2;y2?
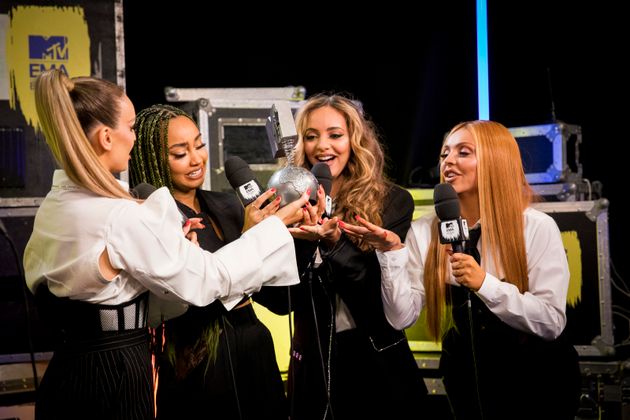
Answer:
257;93;427;420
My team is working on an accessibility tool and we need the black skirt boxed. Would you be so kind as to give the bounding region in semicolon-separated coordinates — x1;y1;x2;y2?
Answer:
156;303;287;420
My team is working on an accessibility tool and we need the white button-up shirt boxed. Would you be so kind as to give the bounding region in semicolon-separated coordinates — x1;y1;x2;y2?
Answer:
24;170;299;313
377;207;569;340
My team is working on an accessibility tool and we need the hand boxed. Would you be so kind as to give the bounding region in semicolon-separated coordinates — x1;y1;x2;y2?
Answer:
275;189;312;226
449;253;485;291
289;216;341;245
242;188;281;232
339;215;403;252
183;217;204;246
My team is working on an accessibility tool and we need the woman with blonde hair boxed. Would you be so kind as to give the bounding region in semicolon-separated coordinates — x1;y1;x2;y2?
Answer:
24;69;307;419
256;93;427;420
344;120;581;420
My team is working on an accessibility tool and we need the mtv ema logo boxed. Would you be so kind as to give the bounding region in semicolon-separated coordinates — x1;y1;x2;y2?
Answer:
29;35;69;85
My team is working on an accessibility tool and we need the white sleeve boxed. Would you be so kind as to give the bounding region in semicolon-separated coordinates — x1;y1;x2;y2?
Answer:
105;188;299;310
476;209;569;340
378;218;428;330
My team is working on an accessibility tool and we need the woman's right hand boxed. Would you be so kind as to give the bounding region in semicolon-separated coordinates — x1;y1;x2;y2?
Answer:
275;189;312;226
242;188;281;232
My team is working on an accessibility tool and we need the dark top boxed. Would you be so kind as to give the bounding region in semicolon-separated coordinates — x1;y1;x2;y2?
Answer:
441;227;581;420
156;189;286;420
256;184;427;420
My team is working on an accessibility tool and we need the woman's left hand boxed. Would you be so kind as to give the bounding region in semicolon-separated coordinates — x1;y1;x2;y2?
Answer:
449;252;485;291
340;215;403;252
183;217;204;246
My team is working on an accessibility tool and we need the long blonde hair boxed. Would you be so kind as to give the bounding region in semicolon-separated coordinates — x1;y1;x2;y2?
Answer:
424;120;534;340
34;69;131;199
293;94;391;251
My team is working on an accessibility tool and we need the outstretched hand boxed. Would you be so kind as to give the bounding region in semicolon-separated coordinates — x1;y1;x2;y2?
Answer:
289;216;341;245
339;215;403;252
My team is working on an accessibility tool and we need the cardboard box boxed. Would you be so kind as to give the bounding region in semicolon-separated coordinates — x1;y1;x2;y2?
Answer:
508;122;582;184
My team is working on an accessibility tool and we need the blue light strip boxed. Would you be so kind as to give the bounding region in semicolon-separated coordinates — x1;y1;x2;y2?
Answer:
477;0;490;119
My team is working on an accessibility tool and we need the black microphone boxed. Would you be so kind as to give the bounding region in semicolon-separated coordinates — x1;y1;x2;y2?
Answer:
132;182;189;226
224;156;264;207
131;182;158;200
311;162;332;217
433;183;469;253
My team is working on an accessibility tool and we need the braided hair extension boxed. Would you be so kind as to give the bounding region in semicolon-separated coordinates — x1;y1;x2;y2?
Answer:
129;104;191;190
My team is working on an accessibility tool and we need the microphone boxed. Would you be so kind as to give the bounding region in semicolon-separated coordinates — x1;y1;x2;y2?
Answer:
433;183;469;253
131;182;158;200
311;162;332;217
132;182;188;226
224;156;264;207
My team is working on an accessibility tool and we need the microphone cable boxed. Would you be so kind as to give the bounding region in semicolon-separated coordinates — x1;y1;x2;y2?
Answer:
465;289;485;420
0;220;39;392
302;249;335;420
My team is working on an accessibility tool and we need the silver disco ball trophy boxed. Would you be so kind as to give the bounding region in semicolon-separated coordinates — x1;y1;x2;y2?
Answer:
266;102;318;207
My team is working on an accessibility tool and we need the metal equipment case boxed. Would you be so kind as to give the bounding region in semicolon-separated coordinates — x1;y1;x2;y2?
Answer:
532;199;614;357
509;122;582;185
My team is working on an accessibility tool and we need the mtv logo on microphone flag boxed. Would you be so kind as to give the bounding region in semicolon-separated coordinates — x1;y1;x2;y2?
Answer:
441;221;460;241
438;218;469;244
239;180;261;201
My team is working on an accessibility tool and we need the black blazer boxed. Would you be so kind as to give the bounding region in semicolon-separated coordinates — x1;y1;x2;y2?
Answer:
255;184;427;419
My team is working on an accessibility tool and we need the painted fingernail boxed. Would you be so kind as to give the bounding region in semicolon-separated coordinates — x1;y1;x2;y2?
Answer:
338;221;346;227
270;188;276;192
184;219;192;227
306;188;311;195
354;215;361;221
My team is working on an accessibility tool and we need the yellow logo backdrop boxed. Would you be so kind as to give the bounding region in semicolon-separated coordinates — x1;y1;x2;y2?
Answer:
7;5;90;129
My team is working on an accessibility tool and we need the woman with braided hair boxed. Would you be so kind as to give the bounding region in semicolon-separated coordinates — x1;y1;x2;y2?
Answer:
129;104;288;420
24;69;308;419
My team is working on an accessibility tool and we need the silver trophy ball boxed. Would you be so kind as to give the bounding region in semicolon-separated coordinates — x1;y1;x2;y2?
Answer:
267;166;319;207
